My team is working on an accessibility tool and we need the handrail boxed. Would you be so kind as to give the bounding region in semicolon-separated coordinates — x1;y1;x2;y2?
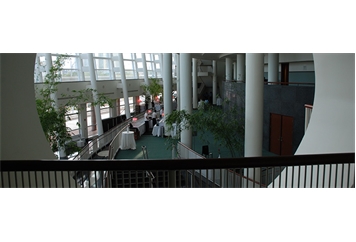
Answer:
1;153;354;188
3;153;353;171
72;112;144;160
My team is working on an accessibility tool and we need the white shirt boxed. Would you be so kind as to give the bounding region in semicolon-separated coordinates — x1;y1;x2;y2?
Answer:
152;112;157;119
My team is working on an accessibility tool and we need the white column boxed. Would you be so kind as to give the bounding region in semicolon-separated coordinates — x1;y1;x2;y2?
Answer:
163;53;172;136
192;58;198;109
268;53;279;84
244;53;264;185
180;53;192;148
225;57;232;81
236;54;245;81
118;53;131;120
176;54;180;110
142;53;150;86
212;60;217;105
78;103;88;140
76;55;85;81
87;53;104;136
233;62;237;80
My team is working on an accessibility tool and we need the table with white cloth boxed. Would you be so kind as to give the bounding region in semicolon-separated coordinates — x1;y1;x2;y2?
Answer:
119;131;136;150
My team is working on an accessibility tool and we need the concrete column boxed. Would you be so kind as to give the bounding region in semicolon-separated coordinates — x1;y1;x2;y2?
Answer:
212;60;217;105
236;54;245;81
76;55;85;81
225;57;232;81
176;54;180;110
142;53;150;86
78;103;88;140
180;53;192;148
87;53;104;136
163;53;172;136
244;53;264;185
117;53;131;120
233;62;237;80
192;58;198;109
268;53;279;84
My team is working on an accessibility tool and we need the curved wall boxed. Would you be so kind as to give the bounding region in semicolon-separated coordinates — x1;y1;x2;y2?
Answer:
0;53;55;160
296;53;355;154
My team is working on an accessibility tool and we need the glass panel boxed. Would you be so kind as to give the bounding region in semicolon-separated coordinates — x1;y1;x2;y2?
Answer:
145;53;151;61
96;70;110;80
95;59;110;69
125;70;135;79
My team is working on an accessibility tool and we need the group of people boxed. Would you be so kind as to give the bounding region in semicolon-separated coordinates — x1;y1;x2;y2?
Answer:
144;107;163;131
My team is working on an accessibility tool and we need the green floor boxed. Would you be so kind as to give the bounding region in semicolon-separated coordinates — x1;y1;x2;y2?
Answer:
114;130;276;160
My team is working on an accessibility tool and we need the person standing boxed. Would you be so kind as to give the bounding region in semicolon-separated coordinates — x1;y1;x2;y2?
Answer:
152;110;157;126
144;110;150;133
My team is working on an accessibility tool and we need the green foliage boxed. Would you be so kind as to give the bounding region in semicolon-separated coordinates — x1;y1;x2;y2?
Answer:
141;78;163;102
166;100;245;158
35;54;113;157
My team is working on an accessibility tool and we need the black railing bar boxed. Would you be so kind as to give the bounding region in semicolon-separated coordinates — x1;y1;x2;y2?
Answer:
341;164;344;188
285;166;288;188
334;164;338;188
199;169;202;188
323;164;326;188
2;153;354;172
60;171;64;188
298;166;301;188
94;171;97;188
292;166;295;188
272;167;275;188
21;171;24;188
310;165;313;188
220;169;222;188
316;165;320;188
129;171;132;188
304;166;307;188
142;171;145;188
54;171;58;188
121;170;125;188
67;171;71;188
35;171;38;188
246;168;249;188
135;171;138;188
47;171;51;188
328;164;332;188
179;170;182;188
1;172;4;188
213;169;216;188
87;171;90;188
15;171;18;188
234;168;237;188
279;166;282;188
8;172;11;188
253;168;255;188
347;163;351;188
27;171;31;188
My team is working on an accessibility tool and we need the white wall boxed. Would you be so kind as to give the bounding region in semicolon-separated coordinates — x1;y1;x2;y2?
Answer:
271;53;355;188
296;53;355;154
1;53;56;160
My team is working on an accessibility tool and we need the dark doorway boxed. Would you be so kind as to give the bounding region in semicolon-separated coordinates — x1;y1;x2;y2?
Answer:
281;63;289;85
270;113;293;155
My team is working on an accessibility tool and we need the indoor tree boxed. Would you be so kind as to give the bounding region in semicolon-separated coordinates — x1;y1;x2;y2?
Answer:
35;54;112;157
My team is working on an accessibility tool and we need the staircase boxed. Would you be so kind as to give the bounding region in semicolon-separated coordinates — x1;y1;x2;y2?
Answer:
110;170;187;188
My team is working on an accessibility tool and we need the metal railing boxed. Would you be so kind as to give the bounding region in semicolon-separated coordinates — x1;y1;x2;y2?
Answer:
72;112;144;160
1;153;354;188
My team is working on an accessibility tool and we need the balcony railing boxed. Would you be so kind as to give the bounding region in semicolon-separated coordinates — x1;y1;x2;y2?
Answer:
1;153;354;188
